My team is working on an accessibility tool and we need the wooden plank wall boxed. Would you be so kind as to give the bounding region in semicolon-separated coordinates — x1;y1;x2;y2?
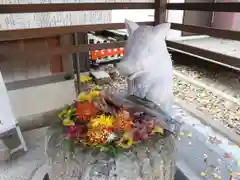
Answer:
0;36;64;83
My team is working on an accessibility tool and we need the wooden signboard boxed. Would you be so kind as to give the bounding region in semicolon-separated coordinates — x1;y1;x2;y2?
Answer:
0;0;153;31
0;71;27;154
0;0;112;31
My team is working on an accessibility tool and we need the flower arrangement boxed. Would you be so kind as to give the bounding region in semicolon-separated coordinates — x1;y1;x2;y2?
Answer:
57;86;165;157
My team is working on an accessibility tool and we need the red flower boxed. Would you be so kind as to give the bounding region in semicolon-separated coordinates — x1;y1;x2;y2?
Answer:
132;129;141;141
67;125;85;139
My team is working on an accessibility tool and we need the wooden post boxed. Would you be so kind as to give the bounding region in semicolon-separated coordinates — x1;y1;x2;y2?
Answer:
72;33;90;73
60;34;73;76
72;33;81;95
77;33;90;73
72;32;90;95
154;0;167;25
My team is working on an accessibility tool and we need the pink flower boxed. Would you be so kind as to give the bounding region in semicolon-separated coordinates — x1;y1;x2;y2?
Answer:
67;125;85;138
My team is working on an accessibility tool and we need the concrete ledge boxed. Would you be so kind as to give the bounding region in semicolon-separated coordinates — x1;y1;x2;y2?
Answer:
8;80;76;118
17;108;63;132
6;73;73;91
174;98;240;146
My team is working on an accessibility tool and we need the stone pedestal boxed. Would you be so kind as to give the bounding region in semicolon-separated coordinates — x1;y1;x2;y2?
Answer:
46;125;176;180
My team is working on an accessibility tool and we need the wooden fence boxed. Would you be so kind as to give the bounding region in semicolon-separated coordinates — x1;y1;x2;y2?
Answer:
0;1;239;92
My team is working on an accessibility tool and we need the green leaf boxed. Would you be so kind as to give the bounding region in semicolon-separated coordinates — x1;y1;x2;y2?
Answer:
106;145;122;157
63;138;75;153
95;144;108;152
58;108;69;119
67;108;76;115
114;147;123;155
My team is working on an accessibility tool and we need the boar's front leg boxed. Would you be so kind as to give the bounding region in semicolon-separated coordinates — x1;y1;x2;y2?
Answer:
145;79;173;114
127;71;147;97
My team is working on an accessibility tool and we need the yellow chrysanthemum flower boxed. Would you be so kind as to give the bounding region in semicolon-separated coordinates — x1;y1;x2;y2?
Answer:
63;119;75;126
89;114;115;129
118;133;134;149
80;75;92;83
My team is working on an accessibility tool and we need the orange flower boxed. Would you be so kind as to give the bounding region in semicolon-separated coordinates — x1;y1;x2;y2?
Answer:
114;119;133;132
76;101;99;121
114;109;133;132
86;128;110;144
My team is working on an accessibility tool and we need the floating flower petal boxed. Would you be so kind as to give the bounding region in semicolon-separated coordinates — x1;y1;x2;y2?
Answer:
200;172;206;177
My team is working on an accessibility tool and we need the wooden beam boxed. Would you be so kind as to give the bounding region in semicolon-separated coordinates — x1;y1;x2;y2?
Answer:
170;23;240;41
0;3;154;14
5;39;240;69
154;0;167;25
166;2;240;12
166;40;240;68
0;41;126;60
6;73;72;90
74;33;90;73
0;22;153;41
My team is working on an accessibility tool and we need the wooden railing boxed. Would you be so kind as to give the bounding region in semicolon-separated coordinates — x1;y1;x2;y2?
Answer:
0;1;239;91
166;3;240;69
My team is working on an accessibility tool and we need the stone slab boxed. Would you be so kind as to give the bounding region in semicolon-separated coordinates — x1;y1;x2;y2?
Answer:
90;70;111;85
0;127;47;180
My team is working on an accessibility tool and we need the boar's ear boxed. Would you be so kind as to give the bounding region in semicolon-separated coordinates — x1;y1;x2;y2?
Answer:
153;23;171;39
125;19;139;35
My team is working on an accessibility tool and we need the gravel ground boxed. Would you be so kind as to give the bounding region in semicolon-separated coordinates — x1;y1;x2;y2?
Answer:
174;63;240;98
97;63;240;132
173;61;240;130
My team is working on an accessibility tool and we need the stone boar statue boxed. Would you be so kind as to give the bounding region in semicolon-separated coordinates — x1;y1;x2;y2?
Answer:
117;19;173;114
